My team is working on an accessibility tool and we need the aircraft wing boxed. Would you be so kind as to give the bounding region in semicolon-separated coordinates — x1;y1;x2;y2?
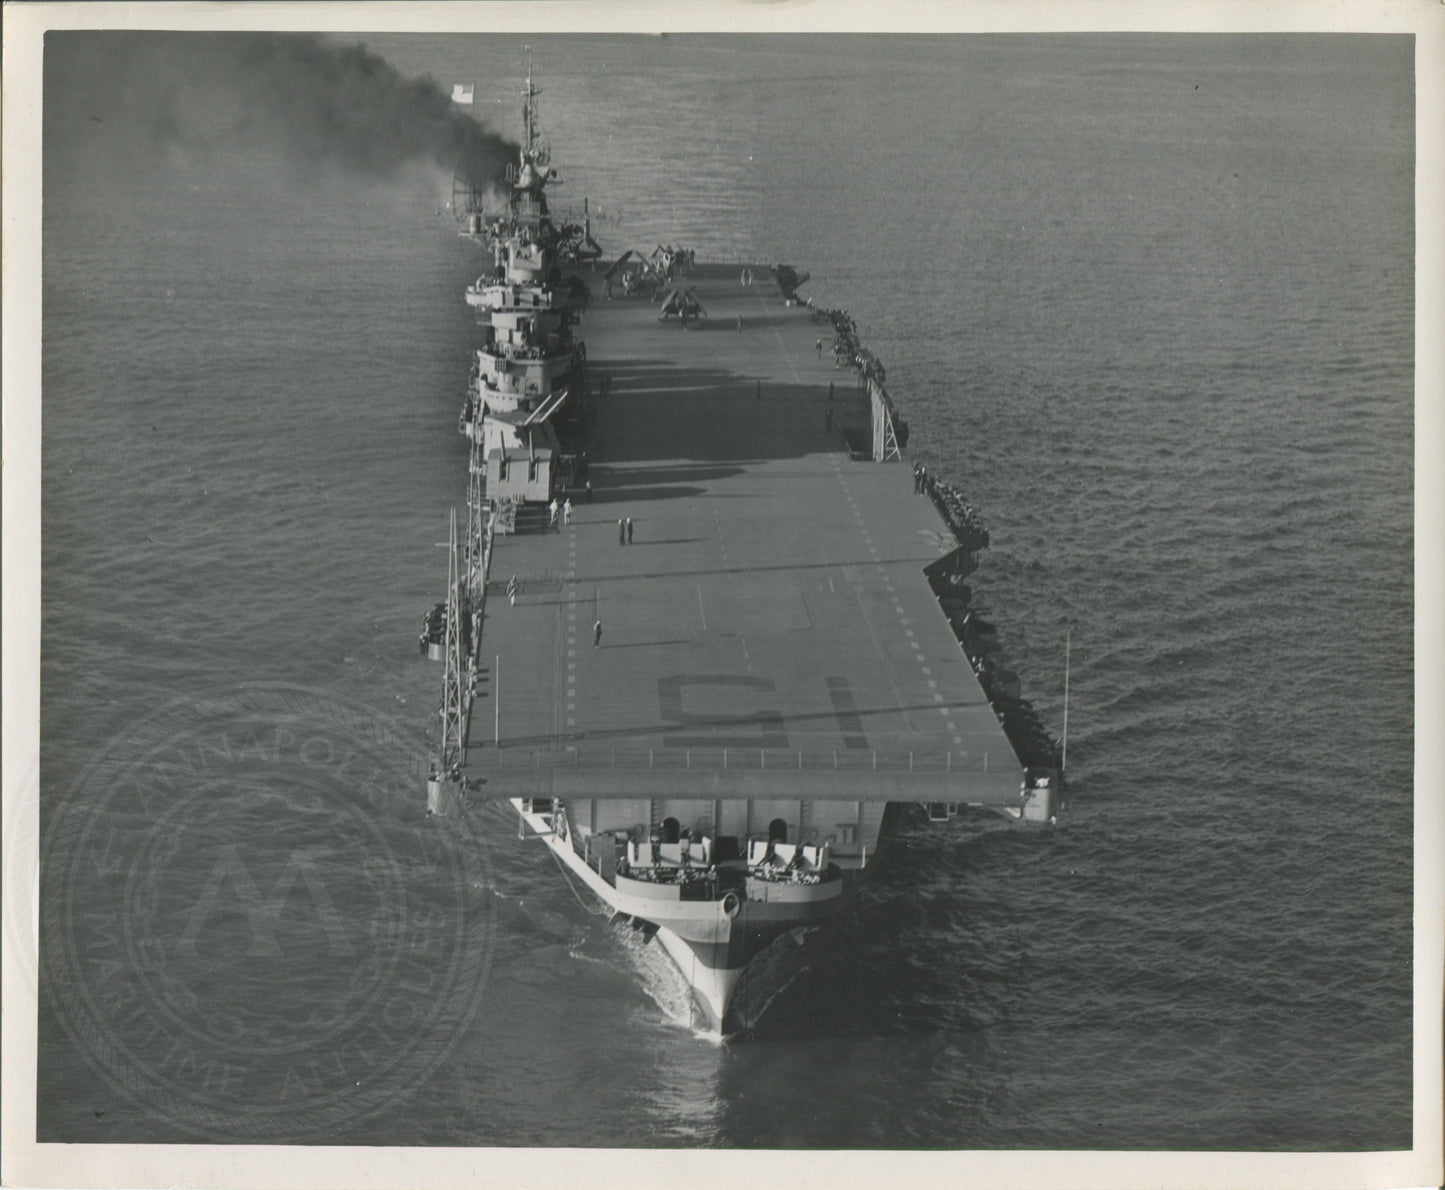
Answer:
603;249;636;281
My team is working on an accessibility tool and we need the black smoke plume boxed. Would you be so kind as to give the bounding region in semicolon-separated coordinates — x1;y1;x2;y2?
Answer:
44;31;518;187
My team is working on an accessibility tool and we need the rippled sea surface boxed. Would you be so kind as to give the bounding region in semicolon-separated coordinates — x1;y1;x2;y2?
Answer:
37;33;1412;1148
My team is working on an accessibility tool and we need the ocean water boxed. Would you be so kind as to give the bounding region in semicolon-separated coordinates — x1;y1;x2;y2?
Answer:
35;33;1413;1149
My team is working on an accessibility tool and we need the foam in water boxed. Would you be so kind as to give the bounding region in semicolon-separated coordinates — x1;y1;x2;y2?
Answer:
609;922;725;1043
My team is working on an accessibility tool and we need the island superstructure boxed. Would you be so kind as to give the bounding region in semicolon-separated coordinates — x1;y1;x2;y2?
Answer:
423;61;1061;1032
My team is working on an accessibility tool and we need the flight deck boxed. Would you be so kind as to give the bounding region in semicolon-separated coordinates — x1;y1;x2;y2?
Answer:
465;267;1026;808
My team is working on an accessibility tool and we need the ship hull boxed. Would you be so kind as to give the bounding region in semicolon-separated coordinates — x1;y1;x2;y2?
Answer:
511;798;856;1032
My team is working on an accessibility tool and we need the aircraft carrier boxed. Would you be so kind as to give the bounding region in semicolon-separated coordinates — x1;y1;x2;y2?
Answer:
422;62;1061;1033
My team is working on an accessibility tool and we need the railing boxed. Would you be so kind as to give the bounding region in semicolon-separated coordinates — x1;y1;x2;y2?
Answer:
488;745;996;776
473;285;563;310
476;342;574;364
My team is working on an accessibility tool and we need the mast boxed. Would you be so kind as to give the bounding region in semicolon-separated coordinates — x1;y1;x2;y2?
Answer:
427;507;468;816
466;433;487;607
522;44;541;162
523;48;533;155
441;508;466;771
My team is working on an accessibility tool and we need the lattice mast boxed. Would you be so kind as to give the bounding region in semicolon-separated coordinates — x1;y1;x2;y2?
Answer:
870;380;903;462
466;433;487;609
440;507;466;773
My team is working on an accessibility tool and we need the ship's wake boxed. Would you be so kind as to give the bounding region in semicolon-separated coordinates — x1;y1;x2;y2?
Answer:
725;929;816;1034
609;920;726;1044
605;918;823;1040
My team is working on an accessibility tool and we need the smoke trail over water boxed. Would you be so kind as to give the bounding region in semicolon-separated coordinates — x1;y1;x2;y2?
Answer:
45;31;519;187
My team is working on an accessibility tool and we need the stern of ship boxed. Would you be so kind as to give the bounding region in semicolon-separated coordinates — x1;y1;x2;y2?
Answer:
512;797;856;1032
